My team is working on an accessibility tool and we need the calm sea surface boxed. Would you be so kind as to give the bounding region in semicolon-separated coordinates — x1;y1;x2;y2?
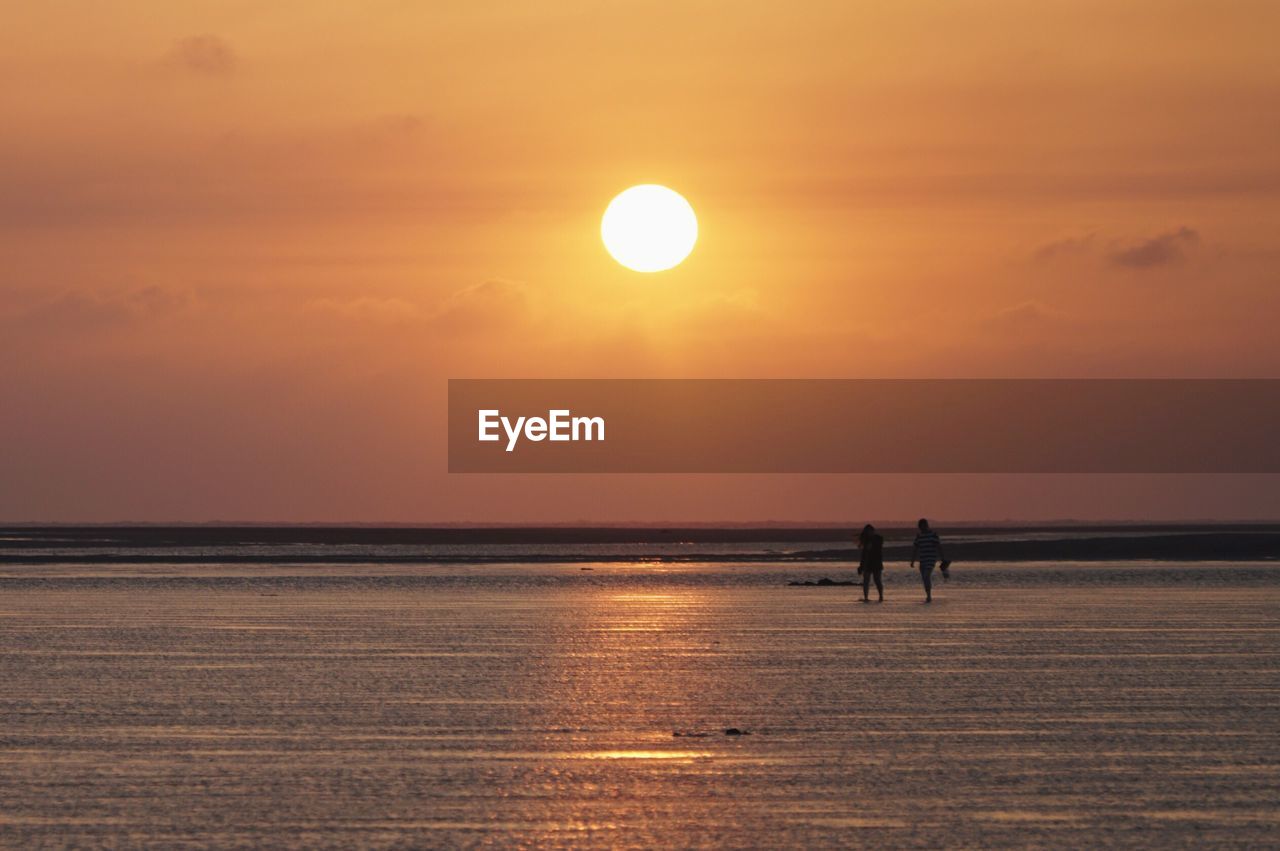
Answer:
1;561;1277;848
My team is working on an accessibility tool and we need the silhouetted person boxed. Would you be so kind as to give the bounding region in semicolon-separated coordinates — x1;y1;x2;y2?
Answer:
910;518;945;603
857;524;884;603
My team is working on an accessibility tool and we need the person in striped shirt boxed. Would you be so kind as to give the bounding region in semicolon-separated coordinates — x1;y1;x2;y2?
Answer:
909;518;945;603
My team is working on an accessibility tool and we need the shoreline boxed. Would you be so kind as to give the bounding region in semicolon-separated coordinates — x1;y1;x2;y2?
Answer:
3;525;1277;565
0;531;1277;564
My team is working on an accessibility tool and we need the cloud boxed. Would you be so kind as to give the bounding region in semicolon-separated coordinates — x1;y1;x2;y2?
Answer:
164;35;235;76
981;300;1073;336
302;281;534;335
1033;234;1094;263
429;279;532;333
307;296;422;325
371;114;427;137
1109;227;1200;269
4;286;197;333
988;300;1060;325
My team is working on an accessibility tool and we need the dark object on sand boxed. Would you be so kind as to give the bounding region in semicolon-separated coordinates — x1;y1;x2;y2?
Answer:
672;731;710;738
580;567;593;570
724;728;750;736
787;577;856;587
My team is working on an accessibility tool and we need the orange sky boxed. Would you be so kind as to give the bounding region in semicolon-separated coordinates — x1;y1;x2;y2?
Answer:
3;1;1279;521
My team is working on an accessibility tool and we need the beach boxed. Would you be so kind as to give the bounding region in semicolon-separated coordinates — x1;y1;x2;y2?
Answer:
8;1;1280;846
1;557;1277;848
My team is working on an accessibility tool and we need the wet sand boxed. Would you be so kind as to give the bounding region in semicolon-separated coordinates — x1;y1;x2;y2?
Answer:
1;562;1277;847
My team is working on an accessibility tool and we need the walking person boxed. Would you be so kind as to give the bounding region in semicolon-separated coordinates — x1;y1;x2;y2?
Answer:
909;518;945;603
857;524;884;603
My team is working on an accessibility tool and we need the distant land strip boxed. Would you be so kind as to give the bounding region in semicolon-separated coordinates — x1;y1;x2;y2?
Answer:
3;523;1279;546
0;532;1278;564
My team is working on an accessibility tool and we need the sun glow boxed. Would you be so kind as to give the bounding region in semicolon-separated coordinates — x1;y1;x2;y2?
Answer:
601;185;698;272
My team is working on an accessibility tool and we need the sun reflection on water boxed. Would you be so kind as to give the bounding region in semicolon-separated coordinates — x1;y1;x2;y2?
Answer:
585;750;711;760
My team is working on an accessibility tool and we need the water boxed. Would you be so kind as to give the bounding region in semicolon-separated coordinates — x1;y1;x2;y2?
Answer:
6;524;1277;565
1;562;1277;847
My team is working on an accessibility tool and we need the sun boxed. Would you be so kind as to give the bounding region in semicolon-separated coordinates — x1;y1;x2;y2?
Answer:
601;184;697;273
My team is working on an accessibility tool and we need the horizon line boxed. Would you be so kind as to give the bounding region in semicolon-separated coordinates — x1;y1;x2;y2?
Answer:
4;519;1280;528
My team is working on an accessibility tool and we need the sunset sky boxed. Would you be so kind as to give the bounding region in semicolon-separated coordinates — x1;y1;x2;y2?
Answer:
3;1;1279;522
